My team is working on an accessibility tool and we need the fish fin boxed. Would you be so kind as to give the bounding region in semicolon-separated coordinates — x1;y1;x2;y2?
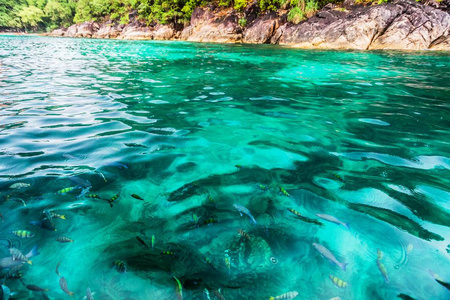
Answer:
341;262;348;271
26;245;39;258
343;223;350;230
109;202;113;208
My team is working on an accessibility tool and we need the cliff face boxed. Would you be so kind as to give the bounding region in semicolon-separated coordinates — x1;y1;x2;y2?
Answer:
49;0;450;50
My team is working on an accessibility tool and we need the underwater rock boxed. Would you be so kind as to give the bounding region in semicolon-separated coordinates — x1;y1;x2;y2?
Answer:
230;236;272;274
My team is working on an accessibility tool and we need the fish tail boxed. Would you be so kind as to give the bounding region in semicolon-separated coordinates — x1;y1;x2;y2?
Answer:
61;215;66;219
27;260;32;265
269;297;275;300
69;291;74;296
343;222;350;230
26;245;39;258
109;201;113;208
341;262;348;271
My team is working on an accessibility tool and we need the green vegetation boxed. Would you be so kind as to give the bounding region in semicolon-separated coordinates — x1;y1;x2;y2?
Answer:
238;17;247;27
0;0;390;32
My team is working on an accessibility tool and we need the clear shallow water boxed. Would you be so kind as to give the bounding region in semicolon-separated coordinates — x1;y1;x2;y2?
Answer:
0;35;449;300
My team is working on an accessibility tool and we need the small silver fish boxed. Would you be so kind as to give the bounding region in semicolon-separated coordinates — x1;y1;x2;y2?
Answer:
315;214;349;229
312;243;347;271
233;204;257;224
9;183;30;189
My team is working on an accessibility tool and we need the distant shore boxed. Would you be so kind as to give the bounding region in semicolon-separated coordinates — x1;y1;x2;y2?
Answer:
4;0;450;51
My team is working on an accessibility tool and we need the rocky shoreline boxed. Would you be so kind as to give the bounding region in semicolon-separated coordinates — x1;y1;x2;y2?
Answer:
48;0;450;50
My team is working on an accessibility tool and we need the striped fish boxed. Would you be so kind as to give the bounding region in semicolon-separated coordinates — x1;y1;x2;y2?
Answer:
56;237;74;243
108;193;120;207
269;291;299;300
329;275;348;288
114;260;127;273
12;230;34;238
237;229;251;240
162;251;176;256
279;187;290;197
287;208;304;218
9;248;32;264
57;186;78;195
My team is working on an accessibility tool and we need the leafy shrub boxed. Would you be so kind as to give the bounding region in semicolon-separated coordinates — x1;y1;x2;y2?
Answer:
287;6;305;24
234;0;248;11
238;17;247;27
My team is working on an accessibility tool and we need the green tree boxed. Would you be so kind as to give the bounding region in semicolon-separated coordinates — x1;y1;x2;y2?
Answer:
44;0;73;27
18;5;44;30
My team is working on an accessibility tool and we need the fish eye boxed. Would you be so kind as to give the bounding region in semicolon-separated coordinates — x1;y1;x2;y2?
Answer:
270;257;278;264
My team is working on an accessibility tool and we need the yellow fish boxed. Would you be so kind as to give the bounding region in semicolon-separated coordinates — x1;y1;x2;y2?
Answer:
279;187;290;197
329;275;348;288
269;291;298;300
173;276;183;300
12;230;34;238
57;187;77;195
224;253;231;275
377;249;389;283
406;243;413;255
51;212;66;220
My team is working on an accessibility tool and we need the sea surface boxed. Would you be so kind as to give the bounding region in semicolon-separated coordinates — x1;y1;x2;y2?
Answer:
0;35;449;300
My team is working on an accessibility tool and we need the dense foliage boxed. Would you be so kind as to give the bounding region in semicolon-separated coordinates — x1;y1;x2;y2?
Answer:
0;0;356;31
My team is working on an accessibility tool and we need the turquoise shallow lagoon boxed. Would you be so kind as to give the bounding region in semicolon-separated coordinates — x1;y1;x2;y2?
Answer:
0;36;449;299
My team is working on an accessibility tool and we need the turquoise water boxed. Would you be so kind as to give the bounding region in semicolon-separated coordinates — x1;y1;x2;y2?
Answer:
0;35;449;300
